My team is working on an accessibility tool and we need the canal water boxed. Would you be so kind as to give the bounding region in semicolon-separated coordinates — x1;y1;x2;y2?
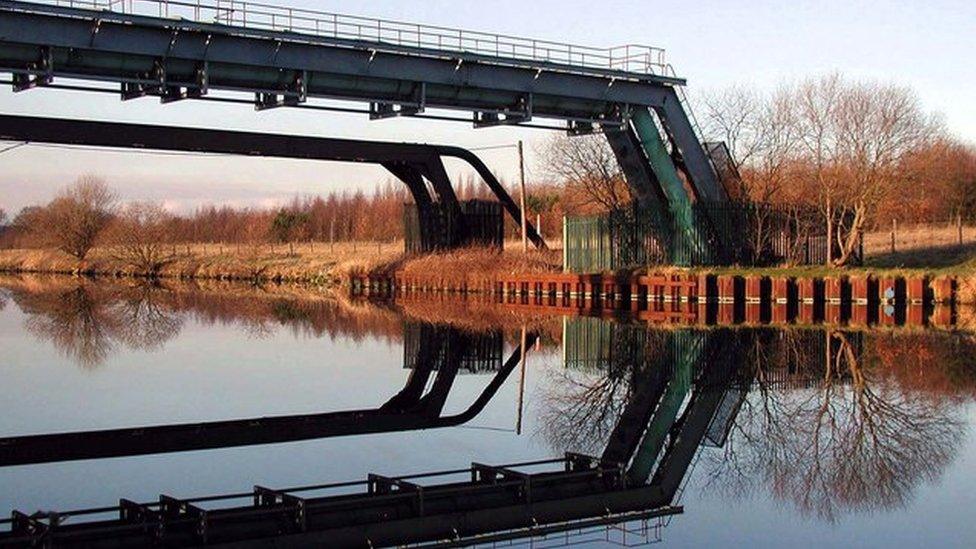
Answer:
1;275;974;547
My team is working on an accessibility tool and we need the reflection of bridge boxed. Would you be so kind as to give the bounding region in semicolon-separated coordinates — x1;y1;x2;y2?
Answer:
0;322;750;547
0;0;733;257
0;323;529;466
403;323;504;374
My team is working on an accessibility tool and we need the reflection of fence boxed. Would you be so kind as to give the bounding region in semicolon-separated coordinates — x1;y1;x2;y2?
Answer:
403;200;504;253
403;323;503;374
564;317;639;374
564;201;858;272
561;317;698;376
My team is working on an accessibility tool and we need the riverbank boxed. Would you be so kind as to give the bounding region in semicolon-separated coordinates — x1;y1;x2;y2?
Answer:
0;242;402;286
6;242;976;301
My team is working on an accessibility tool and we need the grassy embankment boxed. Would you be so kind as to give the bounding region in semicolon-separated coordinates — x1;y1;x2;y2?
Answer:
0;240;563;288
5;225;976;291
0;241;402;286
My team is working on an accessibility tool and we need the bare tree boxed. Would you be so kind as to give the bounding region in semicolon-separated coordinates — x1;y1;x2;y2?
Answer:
538;365;632;454
0;206;7;226
36;176;117;261
794;75;941;265
828;82;940;264
698;84;765;167
107;202;175;275
542;134;632;211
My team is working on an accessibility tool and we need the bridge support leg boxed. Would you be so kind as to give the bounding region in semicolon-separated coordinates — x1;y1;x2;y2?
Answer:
418;156;468;248
630;108;712;265
653;88;727;204
438;147;547;249
383;161;440;252
605;126;673;248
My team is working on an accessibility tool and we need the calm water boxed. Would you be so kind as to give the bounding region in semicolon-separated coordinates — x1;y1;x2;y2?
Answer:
1;275;975;547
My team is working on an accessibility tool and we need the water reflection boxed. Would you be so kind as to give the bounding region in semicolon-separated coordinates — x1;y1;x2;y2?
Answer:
555;319;975;523
1;277;975;546
1;275;409;368
699;328;971;522
0;322;533;466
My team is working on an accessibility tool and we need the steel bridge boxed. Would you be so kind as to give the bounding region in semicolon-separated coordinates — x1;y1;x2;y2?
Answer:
0;113;546;249
0;326;748;547
0;0;735;258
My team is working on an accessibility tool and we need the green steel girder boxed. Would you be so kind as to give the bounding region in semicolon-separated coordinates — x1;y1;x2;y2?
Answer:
630;108;713;264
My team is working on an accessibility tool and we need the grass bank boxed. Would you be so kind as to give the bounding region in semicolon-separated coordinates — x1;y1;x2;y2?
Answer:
0;241;402;286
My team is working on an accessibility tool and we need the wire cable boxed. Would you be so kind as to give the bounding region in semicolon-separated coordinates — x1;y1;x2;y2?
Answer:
0;142;27;155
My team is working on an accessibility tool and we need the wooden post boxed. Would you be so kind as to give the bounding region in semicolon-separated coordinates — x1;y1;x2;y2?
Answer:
536;213;542;241
891;219;896;253
518;140;528;254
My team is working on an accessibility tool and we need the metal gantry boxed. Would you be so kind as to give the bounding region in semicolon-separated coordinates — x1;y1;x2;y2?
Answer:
0;114;547;249
0;0;734;259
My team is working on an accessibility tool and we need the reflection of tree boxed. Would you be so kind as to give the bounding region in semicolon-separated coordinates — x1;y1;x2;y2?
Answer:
23;284;119;368
539;365;632;454
110;284;184;351
18;282;182;369
700;329;967;522
538;329;669;455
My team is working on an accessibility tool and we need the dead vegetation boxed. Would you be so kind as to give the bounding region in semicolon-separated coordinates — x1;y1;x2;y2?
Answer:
0;241;402;285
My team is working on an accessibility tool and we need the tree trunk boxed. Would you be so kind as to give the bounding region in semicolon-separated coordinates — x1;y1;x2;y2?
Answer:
832;202;866;267
825;196;833;266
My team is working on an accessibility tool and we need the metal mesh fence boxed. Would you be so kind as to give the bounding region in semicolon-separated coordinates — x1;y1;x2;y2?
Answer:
564;201;859;272
404;199;504;253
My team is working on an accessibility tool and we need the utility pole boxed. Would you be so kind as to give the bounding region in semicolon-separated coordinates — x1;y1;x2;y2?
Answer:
518;140;528;253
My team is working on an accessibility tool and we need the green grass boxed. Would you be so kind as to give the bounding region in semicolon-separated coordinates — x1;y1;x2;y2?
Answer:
678;244;976;279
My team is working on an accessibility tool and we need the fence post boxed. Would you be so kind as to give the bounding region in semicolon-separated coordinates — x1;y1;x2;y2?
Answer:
890;219;896;253
562;216;567;272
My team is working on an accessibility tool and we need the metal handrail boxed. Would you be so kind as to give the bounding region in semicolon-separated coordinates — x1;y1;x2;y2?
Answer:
32;0;667;75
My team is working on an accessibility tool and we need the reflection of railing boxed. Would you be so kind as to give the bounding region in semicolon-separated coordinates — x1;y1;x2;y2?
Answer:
0;453;683;547
36;0;668;75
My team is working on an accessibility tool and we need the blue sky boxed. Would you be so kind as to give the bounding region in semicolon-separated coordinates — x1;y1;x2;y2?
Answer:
1;0;973;214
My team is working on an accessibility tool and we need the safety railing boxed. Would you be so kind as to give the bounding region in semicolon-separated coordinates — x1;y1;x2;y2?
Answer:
30;0;668;75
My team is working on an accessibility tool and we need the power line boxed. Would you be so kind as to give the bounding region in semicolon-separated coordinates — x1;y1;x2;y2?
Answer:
468;143;518;152
0;142;27;155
